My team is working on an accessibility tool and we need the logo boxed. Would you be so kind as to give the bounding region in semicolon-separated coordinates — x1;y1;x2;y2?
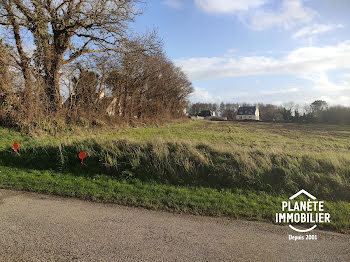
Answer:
275;189;331;233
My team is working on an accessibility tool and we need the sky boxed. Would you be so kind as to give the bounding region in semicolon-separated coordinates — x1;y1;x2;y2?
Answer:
133;0;350;106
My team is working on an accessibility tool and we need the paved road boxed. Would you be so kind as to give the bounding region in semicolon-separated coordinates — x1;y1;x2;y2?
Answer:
0;189;349;262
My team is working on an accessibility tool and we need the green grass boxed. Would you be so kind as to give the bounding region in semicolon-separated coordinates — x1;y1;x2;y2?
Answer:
0;120;349;233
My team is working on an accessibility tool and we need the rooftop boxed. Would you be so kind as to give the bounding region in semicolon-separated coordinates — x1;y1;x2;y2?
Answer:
237;106;257;115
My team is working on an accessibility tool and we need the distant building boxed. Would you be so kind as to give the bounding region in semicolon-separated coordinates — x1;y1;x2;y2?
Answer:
236;106;260;121
198;110;216;119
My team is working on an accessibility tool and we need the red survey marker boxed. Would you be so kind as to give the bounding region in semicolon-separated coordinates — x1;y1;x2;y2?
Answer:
79;152;87;166
13;142;19;155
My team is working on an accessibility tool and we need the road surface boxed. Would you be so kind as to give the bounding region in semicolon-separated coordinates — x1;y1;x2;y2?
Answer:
0;189;349;261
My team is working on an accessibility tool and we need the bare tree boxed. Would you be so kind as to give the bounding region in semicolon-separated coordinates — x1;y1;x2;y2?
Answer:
0;0;140;112
104;39;192;121
0;40;10;101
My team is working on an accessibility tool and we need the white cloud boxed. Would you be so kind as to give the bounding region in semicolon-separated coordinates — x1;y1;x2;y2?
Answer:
195;0;268;13
194;0;315;30
189;83;350;106
175;40;350;81
178;40;350;105
188;86;306;104
261;88;299;95
319;95;350;105
306;73;350;93
163;0;183;9
189;87;217;102
292;24;344;39
288;73;350;105
248;0;316;30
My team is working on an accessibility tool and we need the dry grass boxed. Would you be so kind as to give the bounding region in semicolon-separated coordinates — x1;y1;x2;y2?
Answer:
0;120;349;233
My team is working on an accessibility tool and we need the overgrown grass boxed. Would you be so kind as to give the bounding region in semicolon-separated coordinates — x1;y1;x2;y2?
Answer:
0;121;349;233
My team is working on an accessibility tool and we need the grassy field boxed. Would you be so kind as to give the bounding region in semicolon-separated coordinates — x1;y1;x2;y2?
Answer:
0;120;349;233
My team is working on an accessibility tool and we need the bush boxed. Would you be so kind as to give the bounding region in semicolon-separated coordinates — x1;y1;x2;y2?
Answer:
4;138;349;202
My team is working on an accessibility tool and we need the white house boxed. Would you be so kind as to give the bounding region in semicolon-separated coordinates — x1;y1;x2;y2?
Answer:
236;106;260;121
198;110;216;120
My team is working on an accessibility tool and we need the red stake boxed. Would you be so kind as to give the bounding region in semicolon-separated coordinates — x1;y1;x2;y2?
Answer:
13;142;19;155
79;152;87;167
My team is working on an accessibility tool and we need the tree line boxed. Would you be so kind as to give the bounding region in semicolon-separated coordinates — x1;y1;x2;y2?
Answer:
0;0;192;128
188;100;350;124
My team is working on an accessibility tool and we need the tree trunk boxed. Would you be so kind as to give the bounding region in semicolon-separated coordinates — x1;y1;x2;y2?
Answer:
5;1;33;118
43;29;69;113
45;62;62;113
121;86;128;118
137;90;143;119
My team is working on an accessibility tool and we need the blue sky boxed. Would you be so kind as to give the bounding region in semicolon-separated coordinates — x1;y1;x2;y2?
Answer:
133;0;350;106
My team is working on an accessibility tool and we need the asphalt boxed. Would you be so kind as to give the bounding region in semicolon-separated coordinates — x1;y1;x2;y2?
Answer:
0;189;349;262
